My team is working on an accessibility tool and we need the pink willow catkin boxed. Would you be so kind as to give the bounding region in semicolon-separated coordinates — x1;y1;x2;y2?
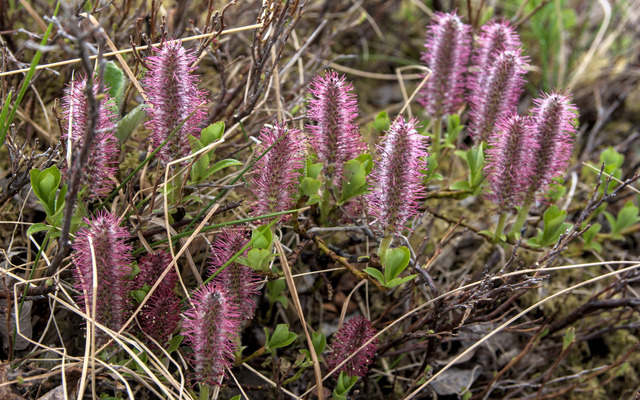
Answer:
208;228;261;320
418;11;471;117
249;121;306;218
484;114;538;210
526;91;578;201
307;70;366;188
470;19;521;88
367;116;429;234
142;40;208;164
326;316;378;378
468;48;528;143
134;251;180;346
182;282;240;386
72;211;133;346
60;76;119;199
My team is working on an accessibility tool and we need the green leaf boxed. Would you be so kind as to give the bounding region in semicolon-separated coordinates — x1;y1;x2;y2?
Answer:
529;206;571;248
306;160;323;180
373;110;391;132
450;180;471;191
267;279;288;308
252;225;273;250
615;202;640;232
103;61;127;108
183;194;205;204
132;290;147;303
338;159;367;205
267;324;297;349
167;335;184;353
203;158;242;179
364;267;385;284
547;181;567;202
466;143;485;188
355;153;373;175
115;104;146;143
243;248;273;271
230;396;241;400
583;223;601;247
128;261;140;280
600;146;624;175
311;331;326;355
39;173;57;202
306;194;322;205
445;114;463;147
333;372;358;400
0;91;12;138
383;246;411;282
563;327;575;350
190;150;209;183
26;223;51;237
200;121;225;145
540;206;568;243
56;184;67;213
425;155;442;181
616;361;629;378
30;166;61;216
386;274;418;288
300;177;322;197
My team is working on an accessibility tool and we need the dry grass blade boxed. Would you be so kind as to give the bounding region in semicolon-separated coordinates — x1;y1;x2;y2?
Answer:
274;238;324;400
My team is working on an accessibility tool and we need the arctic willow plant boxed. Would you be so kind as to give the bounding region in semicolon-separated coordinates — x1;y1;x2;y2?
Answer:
526;91;578;200
419;11;471;157
182;282;240;386
468;48;529;143
470;19;521;91
307;70;366;189
72;211;133;346
134;251;180;346
484;114;537;240
209;228;261;320
367;116;429;236
60;76;119;199
365;116;428;288
483;91;578;238
142;40;208;164
248;121;306;219
326;316;378;378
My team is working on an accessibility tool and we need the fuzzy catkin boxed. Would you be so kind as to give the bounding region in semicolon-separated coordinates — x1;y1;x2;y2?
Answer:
60;76;119;199
527;91;578;200
418;11;472;117
249;121;306;218
182;283;240;386
307;70;366;188
367;116;429;234
208;228;261;320
468;48;528;143
471;19;521;87
71;211;133;346
142;40;208;164
484;114;538;210
326;316;378;378
135;251;180;346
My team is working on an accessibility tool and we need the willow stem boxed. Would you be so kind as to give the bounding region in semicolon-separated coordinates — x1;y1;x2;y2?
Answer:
432;116;442;159
378;234;393;261
493;212;507;243
508;203;532;239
